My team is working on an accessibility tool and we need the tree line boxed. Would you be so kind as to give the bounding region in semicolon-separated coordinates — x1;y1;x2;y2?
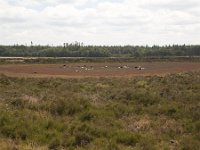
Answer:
0;43;199;57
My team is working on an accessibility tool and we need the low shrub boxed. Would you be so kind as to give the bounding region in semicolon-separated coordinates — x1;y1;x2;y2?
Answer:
79;111;95;122
48;138;61;150
74;132;93;146
114;131;140;146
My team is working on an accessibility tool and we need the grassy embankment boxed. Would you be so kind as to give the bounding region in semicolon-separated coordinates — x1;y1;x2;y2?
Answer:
0;57;200;65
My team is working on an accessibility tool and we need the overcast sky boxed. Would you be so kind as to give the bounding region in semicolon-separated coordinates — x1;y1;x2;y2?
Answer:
0;0;200;46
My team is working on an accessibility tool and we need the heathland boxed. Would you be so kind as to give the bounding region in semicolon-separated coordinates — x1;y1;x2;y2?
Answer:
0;70;199;149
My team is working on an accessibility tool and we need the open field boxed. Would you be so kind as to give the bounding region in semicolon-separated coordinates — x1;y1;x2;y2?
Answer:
0;62;200;77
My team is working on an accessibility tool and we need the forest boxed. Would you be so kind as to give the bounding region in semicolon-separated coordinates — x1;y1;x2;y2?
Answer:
0;43;200;57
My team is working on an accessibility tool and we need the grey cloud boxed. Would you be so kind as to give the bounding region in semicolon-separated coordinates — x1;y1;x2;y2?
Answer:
0;17;26;23
4;0;125;10
141;0;200;11
103;16;149;28
0;0;200;45
47;20;89;27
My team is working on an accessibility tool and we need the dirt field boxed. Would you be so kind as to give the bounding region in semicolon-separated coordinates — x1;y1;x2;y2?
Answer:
0;62;199;78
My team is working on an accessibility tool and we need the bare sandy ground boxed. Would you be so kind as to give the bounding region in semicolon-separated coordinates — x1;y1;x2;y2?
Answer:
0;62;199;78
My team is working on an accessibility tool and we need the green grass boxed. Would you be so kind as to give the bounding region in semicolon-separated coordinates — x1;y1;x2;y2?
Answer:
0;72;199;149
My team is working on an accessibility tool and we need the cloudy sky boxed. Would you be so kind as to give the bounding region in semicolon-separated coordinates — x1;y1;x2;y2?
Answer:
0;0;200;46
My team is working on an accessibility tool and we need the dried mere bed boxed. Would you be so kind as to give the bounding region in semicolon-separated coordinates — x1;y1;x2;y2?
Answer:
0;71;199;150
0;62;200;77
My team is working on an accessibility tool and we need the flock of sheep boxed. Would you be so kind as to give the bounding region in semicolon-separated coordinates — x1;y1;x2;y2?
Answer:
62;64;145;71
117;65;145;70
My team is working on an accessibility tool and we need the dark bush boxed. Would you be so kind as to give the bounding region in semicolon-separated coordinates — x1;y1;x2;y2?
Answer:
115;131;140;146
48;138;61;150
74;132;93;146
79;111;95;122
167;108;177;116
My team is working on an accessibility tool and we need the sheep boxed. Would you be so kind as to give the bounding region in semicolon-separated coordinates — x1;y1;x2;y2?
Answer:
123;65;129;69
118;65;129;69
62;64;66;69
134;66;145;70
